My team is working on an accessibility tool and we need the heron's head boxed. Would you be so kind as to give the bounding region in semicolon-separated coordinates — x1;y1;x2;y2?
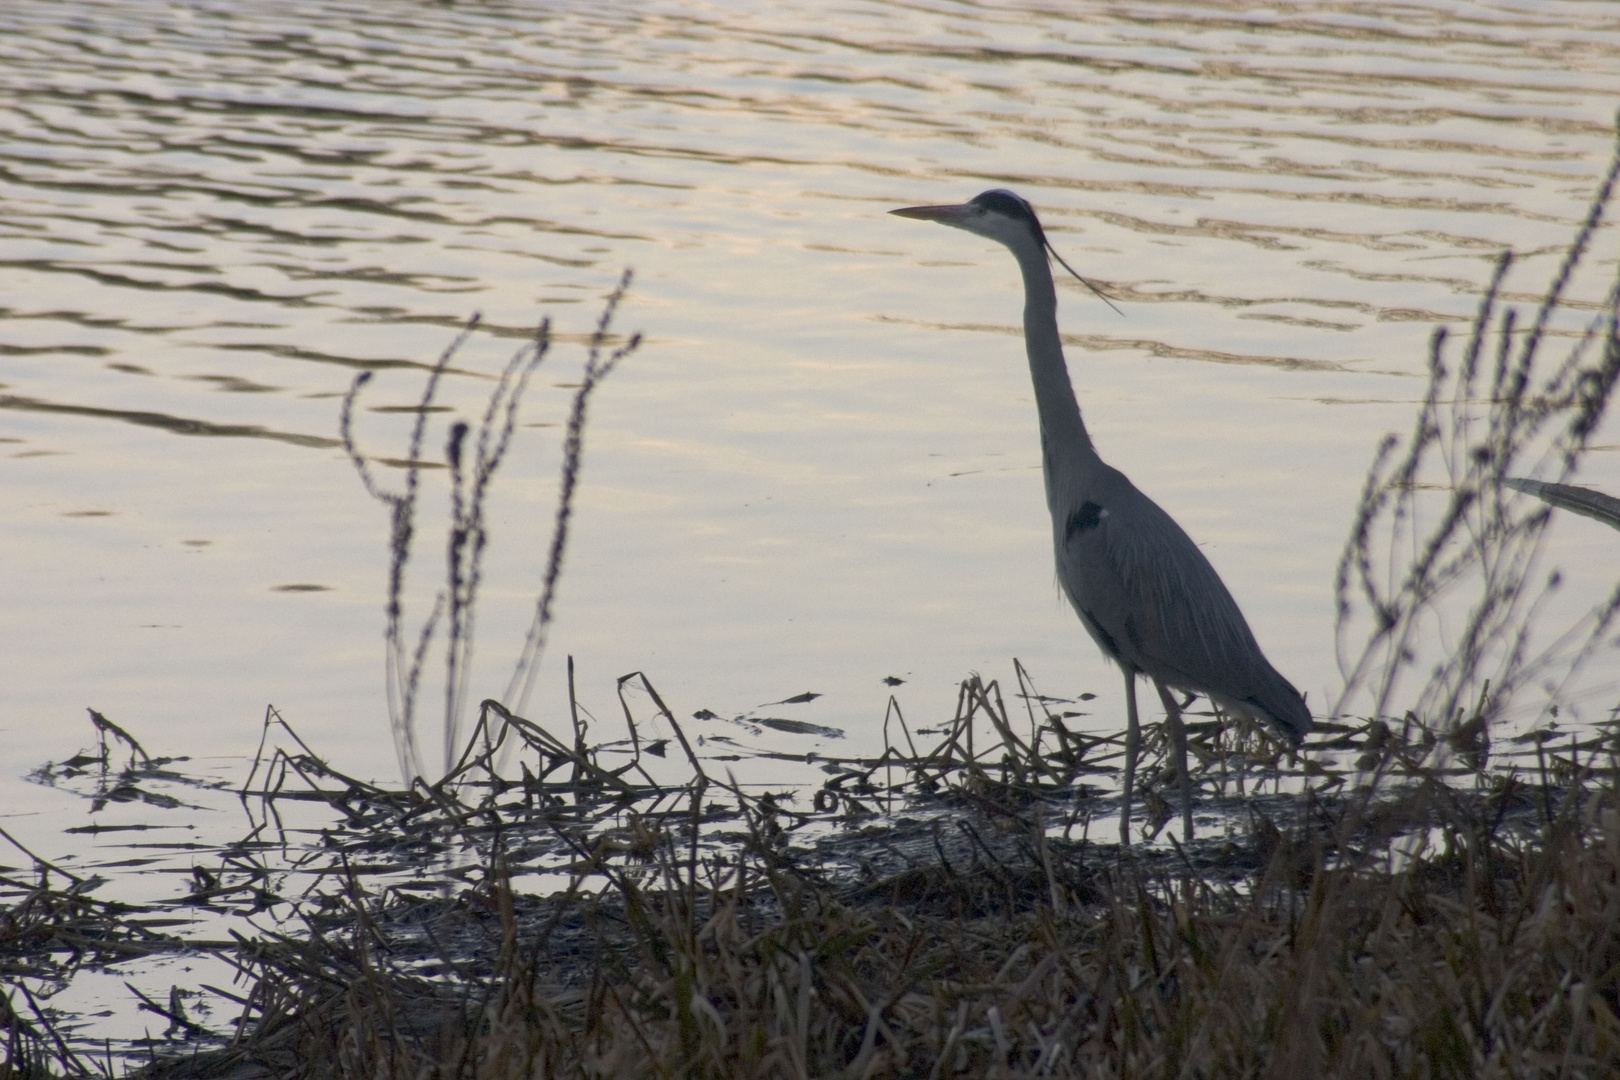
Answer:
889;189;1046;250
890;189;1123;314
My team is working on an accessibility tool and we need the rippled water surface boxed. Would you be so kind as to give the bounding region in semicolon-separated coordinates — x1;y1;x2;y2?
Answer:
4;0;1620;795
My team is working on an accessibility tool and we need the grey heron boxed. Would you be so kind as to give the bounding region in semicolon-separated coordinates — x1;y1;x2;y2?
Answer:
891;189;1312;843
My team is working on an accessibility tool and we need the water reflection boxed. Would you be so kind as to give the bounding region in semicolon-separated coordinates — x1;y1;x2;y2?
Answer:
0;391;341;447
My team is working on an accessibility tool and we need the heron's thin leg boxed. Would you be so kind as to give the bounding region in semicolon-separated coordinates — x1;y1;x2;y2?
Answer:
1154;679;1193;841
1120;669;1139;846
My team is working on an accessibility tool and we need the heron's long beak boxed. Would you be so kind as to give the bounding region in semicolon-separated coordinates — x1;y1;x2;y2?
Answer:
889;203;972;224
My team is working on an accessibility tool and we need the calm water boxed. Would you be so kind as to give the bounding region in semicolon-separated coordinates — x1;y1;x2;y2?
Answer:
4;0;1620;794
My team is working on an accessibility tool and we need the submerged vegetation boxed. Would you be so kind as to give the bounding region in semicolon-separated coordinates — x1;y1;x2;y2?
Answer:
7;133;1620;1078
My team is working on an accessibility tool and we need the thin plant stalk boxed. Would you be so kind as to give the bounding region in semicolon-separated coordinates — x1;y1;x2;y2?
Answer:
1333;122;1620;738
507;269;643;719
342;273;638;782
341;319;478;781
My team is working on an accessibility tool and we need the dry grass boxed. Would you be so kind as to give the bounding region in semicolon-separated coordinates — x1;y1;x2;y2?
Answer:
9;688;1620;1078
105;706;1620;1080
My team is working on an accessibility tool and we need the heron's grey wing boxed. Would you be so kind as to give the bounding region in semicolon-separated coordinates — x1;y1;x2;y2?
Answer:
1055;467;1311;741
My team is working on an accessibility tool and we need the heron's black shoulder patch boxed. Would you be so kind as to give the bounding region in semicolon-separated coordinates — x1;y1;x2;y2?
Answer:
1065;501;1103;541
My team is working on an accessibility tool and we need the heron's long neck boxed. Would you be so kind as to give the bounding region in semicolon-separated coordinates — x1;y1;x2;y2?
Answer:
1012;242;1096;471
